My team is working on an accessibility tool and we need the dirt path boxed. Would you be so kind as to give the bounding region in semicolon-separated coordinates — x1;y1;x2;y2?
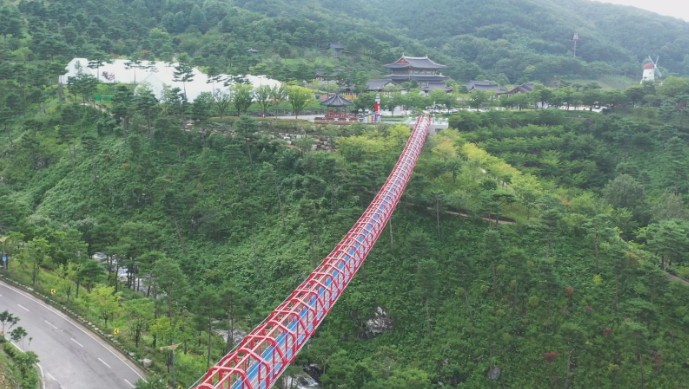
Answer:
437;208;517;225
666;272;689;286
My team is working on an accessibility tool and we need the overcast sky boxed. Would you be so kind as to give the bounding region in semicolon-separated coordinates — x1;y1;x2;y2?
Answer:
595;1;689;21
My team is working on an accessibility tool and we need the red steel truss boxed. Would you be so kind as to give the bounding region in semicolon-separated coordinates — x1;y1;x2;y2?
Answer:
195;116;431;389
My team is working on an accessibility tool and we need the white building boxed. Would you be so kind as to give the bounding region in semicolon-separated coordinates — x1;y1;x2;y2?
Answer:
641;62;656;83
59;58;282;101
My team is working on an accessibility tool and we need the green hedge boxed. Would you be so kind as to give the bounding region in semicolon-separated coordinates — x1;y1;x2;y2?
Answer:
1;338;40;389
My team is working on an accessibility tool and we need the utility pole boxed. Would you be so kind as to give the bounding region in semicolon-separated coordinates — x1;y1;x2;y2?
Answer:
572;33;579;58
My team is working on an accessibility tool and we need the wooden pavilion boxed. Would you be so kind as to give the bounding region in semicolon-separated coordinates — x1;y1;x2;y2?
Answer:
316;94;357;124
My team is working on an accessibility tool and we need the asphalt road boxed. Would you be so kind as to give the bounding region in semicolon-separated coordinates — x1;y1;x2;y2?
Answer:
0;281;146;389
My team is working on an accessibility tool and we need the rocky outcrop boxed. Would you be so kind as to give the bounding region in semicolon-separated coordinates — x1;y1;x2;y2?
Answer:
365;306;393;337
280;371;321;389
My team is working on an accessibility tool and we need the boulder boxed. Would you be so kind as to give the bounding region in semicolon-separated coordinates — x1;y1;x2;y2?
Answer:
280;371;320;389
214;328;247;346
365;306;393;337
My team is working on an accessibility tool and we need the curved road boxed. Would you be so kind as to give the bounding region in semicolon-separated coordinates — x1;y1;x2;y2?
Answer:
0;281;145;389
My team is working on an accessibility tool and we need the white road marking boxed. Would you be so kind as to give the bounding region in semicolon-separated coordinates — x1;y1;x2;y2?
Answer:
46;372;56;381
98;357;111;369
0;282;145;379
70;338;84;348
17;303;29;311
124;378;135;388
43;320;58;330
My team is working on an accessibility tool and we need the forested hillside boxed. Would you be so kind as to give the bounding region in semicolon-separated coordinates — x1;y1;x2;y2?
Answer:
3;104;689;388
3;0;689;388
335;0;689;81
3;0;689;87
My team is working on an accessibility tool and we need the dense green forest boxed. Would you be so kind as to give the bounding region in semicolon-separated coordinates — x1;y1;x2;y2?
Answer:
5;97;689;388
3;0;689;88
3;0;689;388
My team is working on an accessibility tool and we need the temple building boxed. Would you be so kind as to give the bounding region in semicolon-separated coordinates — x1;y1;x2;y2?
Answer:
368;55;451;93
466;80;506;93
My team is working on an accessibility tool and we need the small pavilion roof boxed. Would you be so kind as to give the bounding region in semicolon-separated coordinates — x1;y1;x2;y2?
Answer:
321;93;353;107
383;55;446;70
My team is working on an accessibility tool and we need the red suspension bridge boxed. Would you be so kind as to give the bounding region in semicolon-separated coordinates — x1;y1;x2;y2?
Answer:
194;116;432;389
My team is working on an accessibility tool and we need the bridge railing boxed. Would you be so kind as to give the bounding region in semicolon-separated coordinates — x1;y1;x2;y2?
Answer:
194;116;430;389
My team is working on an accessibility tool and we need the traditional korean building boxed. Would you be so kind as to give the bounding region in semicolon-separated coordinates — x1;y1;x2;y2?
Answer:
499;83;534;96
368;55;451;93
315;93;357;124
467;80;506;93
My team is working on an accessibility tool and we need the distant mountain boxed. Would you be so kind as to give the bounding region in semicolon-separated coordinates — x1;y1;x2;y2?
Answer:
320;0;689;82
7;0;689;84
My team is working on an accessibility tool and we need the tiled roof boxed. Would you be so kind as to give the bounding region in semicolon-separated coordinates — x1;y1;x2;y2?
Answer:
383;55;446;70
320;94;353;107
468;80;498;87
387;74;448;82
501;83;534;94
420;81;452;92
467;80;506;93
367;79;394;90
